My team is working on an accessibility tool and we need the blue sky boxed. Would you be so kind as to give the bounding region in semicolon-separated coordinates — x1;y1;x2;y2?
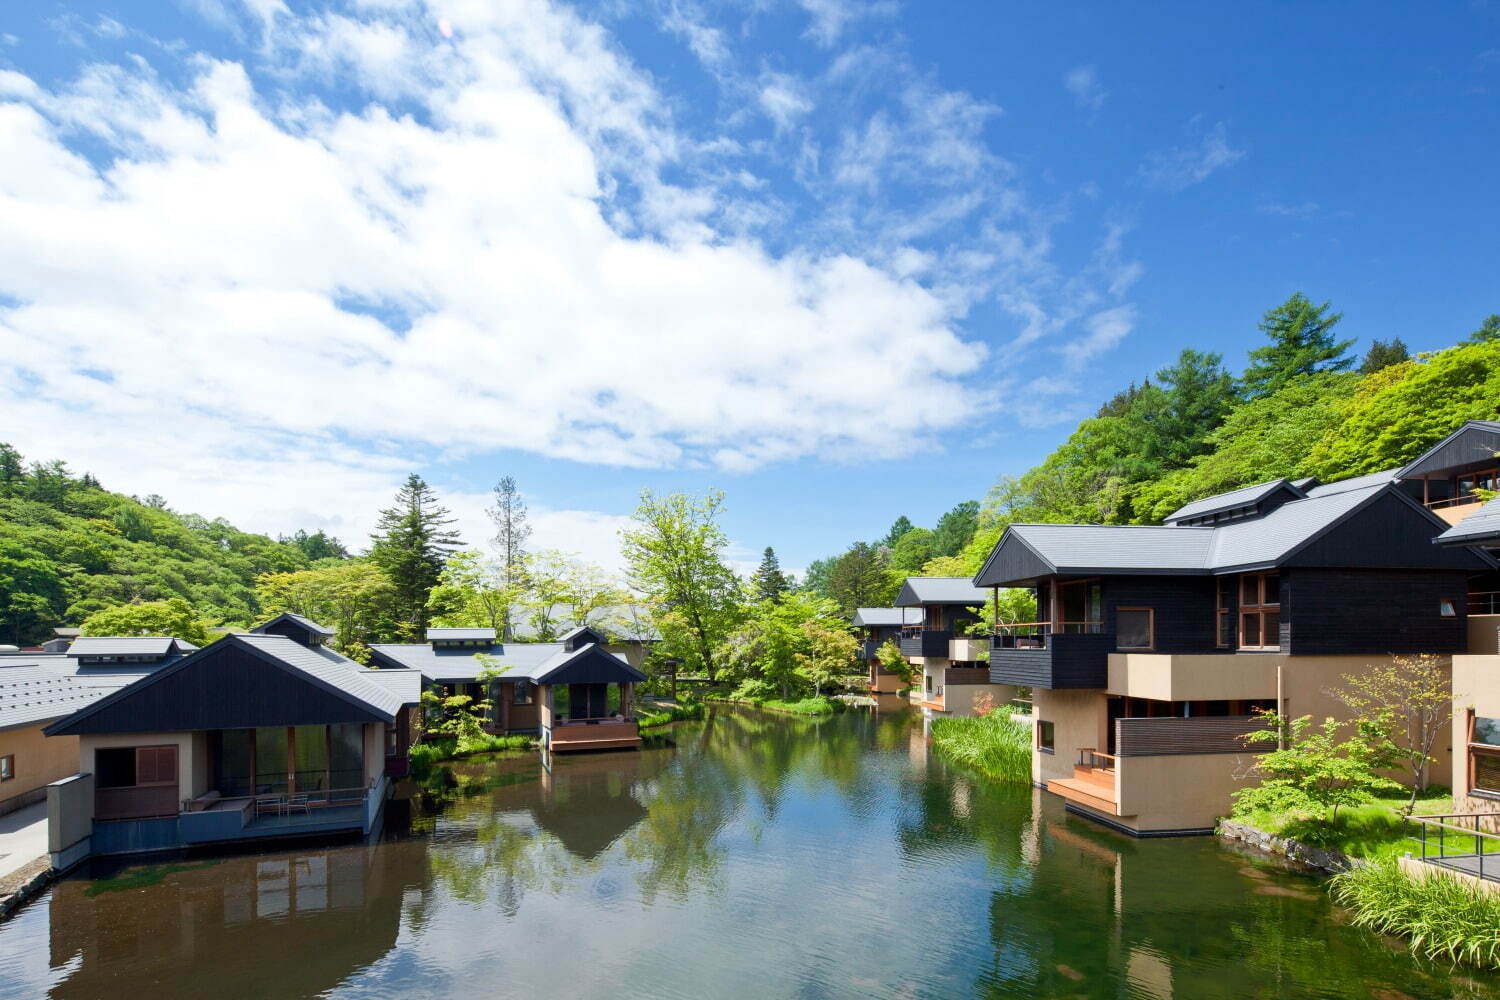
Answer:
1;1;1497;577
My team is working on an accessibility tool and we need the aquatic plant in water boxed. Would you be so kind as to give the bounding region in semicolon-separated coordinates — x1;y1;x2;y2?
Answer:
1329;858;1500;970
929;712;1031;783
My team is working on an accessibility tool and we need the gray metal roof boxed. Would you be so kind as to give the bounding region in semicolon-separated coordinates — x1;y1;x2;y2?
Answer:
1397;420;1500;479
52;627;82;638
1303;468;1399;497
0;663;103;731
530;643;646;685
66;636;196;658
368;641;566;683
895;577;990;607
357;668;424;705
253;612;336;637
233;634;405;717
984;478;1400;579
426;627;498;642
852;607;923;627
1436;496;1500;547
1163;478;1303;524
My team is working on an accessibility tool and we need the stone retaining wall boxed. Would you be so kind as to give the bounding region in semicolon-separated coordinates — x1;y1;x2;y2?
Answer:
1216;819;1355;873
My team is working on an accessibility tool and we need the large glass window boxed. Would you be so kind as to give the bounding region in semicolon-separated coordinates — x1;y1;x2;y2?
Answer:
1117;608;1154;650
255;727;290;794
1476;716;1500;747
212;729;255;797
552;685;571;718
513;680;533;705
329;724;364;792
1475;751;1500;796
95;747;137;789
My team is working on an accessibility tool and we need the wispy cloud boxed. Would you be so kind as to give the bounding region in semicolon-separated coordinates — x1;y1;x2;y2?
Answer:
1140;120;1245;191
797;0;896;48
1258;198;1321;219
1063;64;1105;114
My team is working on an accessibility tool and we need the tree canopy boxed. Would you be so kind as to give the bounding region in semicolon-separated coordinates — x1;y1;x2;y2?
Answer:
369;473;463;637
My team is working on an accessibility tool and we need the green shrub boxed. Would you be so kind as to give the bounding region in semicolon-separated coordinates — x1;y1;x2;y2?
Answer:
638;700;705;729
930;712;1032;783
759;695;839;716
1330;858;1500;970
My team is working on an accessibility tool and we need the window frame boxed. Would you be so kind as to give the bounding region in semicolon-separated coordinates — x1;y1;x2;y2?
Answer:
1115;607;1156;651
1037;720;1055;755
1215;577;1233;649
0;754;12;781
1237;571;1281;651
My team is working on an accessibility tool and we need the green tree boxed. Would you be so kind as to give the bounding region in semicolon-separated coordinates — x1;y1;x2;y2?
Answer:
80;597;213;646
620;490;743;680
1358;337;1410;374
889;527;935;573
931;501;980;558
875;638;913;688
800;556;833;597
881;516;914;549
1235;712;1401;823
0;537;66;645
426;550;524;634
279;529;349;562
1463;314;1500;345
0;444;24;495
369;474;462;637
752;546;790;601
1153;348;1239;467
796;617;858;697
1242;292;1353;399
1331;654;1451;812
255;561;400;661
824;542;895;617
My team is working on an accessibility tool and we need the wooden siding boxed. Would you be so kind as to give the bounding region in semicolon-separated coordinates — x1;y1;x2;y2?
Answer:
1284;568;1470;655
1101;576;1219;654
990;633;1113;689
1114;715;1272;756
257;619;320;646
975;533;1056;587
942;667;993;686
541;647;646;685
900;630;951;658
1285;489;1491;571
58;644;388;735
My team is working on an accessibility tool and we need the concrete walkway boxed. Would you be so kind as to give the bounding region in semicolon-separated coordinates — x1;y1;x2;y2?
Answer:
0;802;48;882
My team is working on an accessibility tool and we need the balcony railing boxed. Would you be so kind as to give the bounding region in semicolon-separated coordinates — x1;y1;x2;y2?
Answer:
991;621;1104;649
1406;813;1500;883
1425;493;1486;511
1076;748;1116;772
1471;591;1500;616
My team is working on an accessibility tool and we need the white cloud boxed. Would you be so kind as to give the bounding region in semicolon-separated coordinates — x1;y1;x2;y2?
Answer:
1140;120;1244;191
1063;64;1104;114
797;0;895;47
758;71;812;130
1059;304;1136;367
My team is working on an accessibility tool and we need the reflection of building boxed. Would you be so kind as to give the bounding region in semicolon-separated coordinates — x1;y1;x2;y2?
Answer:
533;751;649;859
976;434;1495;835
47;843;411;999
896;577;1016;718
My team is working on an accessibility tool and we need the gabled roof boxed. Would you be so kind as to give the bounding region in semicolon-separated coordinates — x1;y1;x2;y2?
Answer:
1398;420;1500;479
1436;496;1500;547
559;625;606;650
52;627;82;638
531;643;647;686
974;478;1490;586
895;577;990;607
1304;468;1400;496
1163;478;1306;525
851;607;923;627
67;636;197;658
46;633;407;736
253;612;335;637
0;663;102;732
426;627;497;642
368;641;562;683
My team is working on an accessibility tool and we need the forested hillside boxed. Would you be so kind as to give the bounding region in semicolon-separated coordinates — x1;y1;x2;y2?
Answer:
804;297;1500;612
0;447;346;645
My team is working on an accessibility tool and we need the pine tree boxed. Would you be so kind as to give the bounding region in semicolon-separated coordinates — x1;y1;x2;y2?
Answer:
370;474;462;636
0;444;23;496
1358;337;1410;374
486;476;531;588
1463;314;1500;345
753;546;790;601
1242;292;1353;398
881;516;914;549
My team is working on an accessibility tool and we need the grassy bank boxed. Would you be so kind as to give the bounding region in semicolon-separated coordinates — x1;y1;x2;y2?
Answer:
637;700;706;729
707;694;842;716
1231;791;1451;862
1330;859;1500;970
409;734;535;777
929;712;1032;783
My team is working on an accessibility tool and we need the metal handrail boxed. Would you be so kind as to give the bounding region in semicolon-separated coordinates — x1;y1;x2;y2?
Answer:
1406;812;1500;883
1425;493;1486;510
1076;748;1117;771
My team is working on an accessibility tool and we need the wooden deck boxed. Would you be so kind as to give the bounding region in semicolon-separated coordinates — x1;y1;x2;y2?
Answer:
1045;751;1120;816
549;719;641;753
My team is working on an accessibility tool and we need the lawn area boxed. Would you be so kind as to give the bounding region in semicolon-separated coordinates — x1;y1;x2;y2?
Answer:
1232;790;1454;861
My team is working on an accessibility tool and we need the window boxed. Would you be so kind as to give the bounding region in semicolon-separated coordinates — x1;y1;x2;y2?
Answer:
1037;720;1055;754
1238;572;1280;650
95;747;138;789
1116;608;1154;650
513;680;533;705
0;755;12;781
1440;599;1457;618
1475;752;1500;796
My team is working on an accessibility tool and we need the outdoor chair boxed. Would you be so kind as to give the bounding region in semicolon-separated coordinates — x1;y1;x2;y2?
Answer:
286;793;310;815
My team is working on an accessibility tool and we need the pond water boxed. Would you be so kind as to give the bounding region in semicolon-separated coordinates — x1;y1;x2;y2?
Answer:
0;705;1496;999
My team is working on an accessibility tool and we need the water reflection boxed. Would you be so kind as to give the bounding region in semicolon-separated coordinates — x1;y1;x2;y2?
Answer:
3;704;1499;999
44;843;416;1000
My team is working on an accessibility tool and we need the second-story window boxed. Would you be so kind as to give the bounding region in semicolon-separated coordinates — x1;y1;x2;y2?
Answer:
1216;578;1234;648
1239;572;1280;650
1117;608;1155;650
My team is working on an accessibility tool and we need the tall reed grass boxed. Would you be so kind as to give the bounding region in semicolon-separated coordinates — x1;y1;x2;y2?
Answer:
929;712;1032;783
1329;858;1500;970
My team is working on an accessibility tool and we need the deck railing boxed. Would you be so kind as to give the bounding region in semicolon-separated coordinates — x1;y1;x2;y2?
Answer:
1470;591;1500;616
1076;748;1117;772
992;621;1104;649
1406;813;1500;882
1425;493;1485;511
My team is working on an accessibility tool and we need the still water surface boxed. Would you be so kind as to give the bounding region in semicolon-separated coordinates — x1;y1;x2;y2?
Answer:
1;705;1497;999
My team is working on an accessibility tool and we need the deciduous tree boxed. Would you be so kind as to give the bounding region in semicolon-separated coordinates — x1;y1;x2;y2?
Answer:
1332;654;1452;812
80;597;213;646
255;561;400;661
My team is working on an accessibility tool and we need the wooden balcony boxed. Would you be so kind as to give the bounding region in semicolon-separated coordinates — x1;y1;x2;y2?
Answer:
989;625;1113;690
549;718;641;752
1045;749;1118;816
900;626;951;659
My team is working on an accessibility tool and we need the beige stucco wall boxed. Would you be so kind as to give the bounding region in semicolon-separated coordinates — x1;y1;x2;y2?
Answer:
363;723;384;788
1452;654;1500;813
1108;653;1278;703
78;731;209;803
941;683;1019;718
1032;689;1108;785
0;724;80;815
1114;752;1255;833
